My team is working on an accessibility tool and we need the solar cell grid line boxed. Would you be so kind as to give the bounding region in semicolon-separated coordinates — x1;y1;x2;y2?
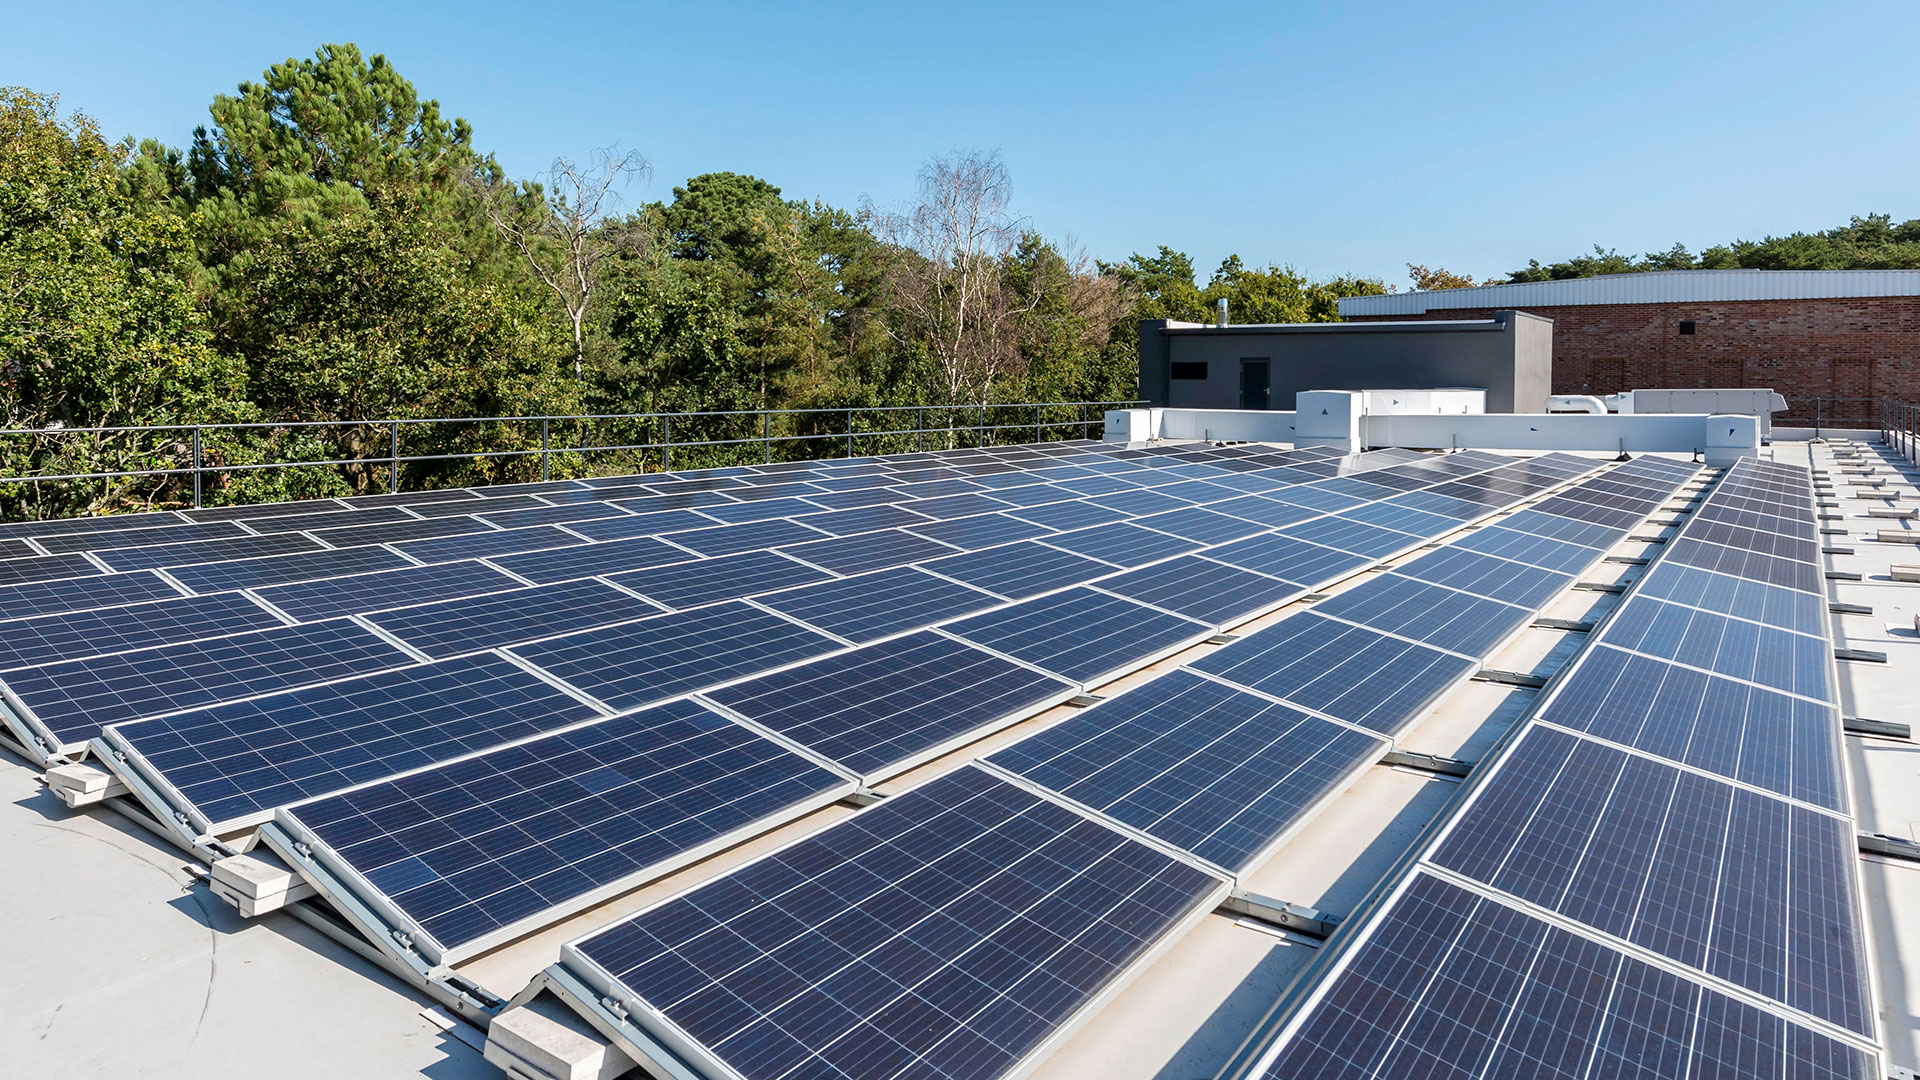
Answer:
1;618;415;753
1446;522;1616;574
789;503;936;537
363;577;663;659
1002;497;1133;532
695;495;835;525
271;697;856;964
249;559;522;623
1243;871;1879;1080
0;537;40;559
0;591;286;672
709;480;826;502
1203;532;1371;585
491;534;695;586
1490;506;1630;548
1423;726;1874;1036
752;566;1005;645
984;669;1389;875
27;519;251;554
302;515;501;550
1035;521;1203;568
0;551;105;587
1130;506;1270;546
705;630;1078;781
606;490;740;515
90;530;329;573
1633;562;1829;637
560;764;1230;1080
607;549;835;612
921;540;1124;601
474;501;634;530
337;488;484;509
559;508;724;542
1601;595;1833;702
657;517;834;558
1385;548;1577;610
1090;554;1307;629
0;570;187;620
1284;514;1423;560
505;599;843;714
1188;612;1477;736
384;523;588;564
1662;539;1827;595
162;544;416;595
0;509;192;541
231;505;422;534
965;480;1076;508
100;651;609;835
774;527;961;576
938;585;1213;689
1309;575;1534;658
899;510;1060;550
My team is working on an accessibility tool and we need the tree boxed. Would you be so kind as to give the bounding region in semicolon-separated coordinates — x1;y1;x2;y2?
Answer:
0;87;249;516
866;150;1037;406
1406;263;1485;291
478;148;650;382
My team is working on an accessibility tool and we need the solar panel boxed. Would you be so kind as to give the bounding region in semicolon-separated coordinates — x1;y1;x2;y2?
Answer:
1037;522;1202;567
1094;555;1304;627
1446;523;1604;574
251;560;521;622
777;528;958;576
506;600;842;712
563;766;1226;1080
1048;473;1144;497
1251;872;1875;1080
280;697;852;960
1540;644;1844;810
1131;507;1268;545
1284;515;1421;559
491;535;693;585
711;480;825;502
106;652;605;831
1386;489;1486;520
1189;613;1475;735
1207;495;1320;530
337;488;482;509
660;518;831;558
1338;501;1464;538
1602;596;1831;700
475;501;632;529
0;592;284;671
0;570;185;620
1664;539;1825;593
92;531;325;572
1428;726;1872;1034
30;520;246;554
789;504;936;537
1388;547;1577;609
1003;498;1131;532
920;541;1116;600
386;523;588;564
753;566;1004;644
1311;576;1531;657
708;630;1075;779
1202;532;1370;586
902;512;1057;550
605;550;832;611
555;508;718;542
162;545;414;594
987;670;1385;873
1634;562;1828;637
697;495;835;525
3;618;413;749
181;499;349;523
1087;489;1194;518
0;511;187;541
793;486;911;511
940;585;1210;687
607;490;740;515
365;578;662;659
0;551;104;586
303;516;496;548
238;506;420;534
1492;507;1623;548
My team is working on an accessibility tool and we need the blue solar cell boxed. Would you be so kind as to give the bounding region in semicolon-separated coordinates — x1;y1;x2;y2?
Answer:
389;524;588;564
1285;515;1421;559
0;592;284;671
1635;563;1827;637
941;585;1209;686
0;552;103;586
1088;489;1195;517
30;520;247;554
791;486;910;510
1604;597;1831;700
252;560;520;622
709;631;1074;778
788;504;935;537
977;482;1076;508
1132;507;1269;545
605;490;740;515
1340;501;1466;538
302;516;495;548
1203;532;1369;586
660;518;831;557
563;509;724;541
1493;507;1623;548
284;697;850;957
920;540;1114;600
366;578;661;659
1094;555;1303;627
1389;547;1576;609
110;652;605;830
902;512;1057;550
1003;498;1130;531
1388;489;1488;520
1207;495;1319;530
566;766;1224;1080
1190;612;1475;734
1313;575;1530;657
93;531;327;572
696;495;831;524
989;670;1385;872
491;535;693;585
606;550;832;610
0;571;185;620
754;567;1003;643
163;545;415;595
507;600;842;712
1447;523;1605;574
475;502;633;529
776;528;958;575
6;618;413;748
1037;522;1202;567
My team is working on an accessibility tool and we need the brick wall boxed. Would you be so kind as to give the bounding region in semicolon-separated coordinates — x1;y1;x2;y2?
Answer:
1351;296;1920;422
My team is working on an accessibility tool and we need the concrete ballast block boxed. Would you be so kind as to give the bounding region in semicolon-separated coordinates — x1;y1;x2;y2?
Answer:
44;762;129;807
484;997;637;1080
1891;564;1920;582
210;853;317;917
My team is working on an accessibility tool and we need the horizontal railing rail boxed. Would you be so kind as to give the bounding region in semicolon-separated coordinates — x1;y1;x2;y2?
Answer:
0;401;1144;519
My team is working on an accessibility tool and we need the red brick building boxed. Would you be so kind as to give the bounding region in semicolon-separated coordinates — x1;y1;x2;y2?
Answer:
1338;269;1920;424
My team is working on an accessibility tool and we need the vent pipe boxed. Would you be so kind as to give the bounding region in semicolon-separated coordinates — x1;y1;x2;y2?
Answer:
1215;298;1228;327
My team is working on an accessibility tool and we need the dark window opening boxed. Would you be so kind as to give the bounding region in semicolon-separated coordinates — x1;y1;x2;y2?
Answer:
1171;361;1208;380
1678;320;1696;336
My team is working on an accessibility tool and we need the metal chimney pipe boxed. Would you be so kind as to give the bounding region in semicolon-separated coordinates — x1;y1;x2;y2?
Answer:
1215;298;1228;328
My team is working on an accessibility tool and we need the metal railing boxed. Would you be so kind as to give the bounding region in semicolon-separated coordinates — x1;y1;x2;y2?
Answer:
0;401;1143;520
1774;396;1879;437
1882;398;1919;465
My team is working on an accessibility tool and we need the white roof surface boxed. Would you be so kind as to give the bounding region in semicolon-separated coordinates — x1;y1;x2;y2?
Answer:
1338;268;1920;316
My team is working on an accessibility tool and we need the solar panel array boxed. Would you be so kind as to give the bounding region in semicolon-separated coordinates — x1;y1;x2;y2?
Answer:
1233;458;1881;1080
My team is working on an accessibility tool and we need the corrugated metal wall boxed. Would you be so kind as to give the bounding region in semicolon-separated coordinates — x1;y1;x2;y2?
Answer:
1339;269;1920;316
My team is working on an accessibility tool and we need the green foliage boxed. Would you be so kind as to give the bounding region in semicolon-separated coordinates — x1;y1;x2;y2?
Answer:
1509;214;1920;281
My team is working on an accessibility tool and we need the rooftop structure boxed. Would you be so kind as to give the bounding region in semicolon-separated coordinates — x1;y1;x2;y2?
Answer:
1;410;1914;1080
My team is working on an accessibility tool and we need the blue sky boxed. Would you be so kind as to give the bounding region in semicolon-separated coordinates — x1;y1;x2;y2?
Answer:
9;0;1918;287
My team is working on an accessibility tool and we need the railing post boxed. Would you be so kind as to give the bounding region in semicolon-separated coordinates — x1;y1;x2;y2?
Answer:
389;421;400;494
918;407;925;453
1081;403;1088;441
541;418;550;482
763;411;772;464
664;414;672;473
191;427;202;509
846;409;853;459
